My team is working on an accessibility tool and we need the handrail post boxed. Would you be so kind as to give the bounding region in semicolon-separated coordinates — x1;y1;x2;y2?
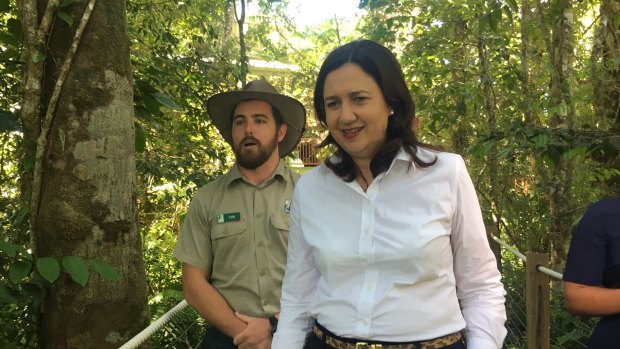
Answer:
526;252;550;349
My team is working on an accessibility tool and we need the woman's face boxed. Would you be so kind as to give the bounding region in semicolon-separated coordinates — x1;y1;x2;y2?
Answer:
323;63;391;164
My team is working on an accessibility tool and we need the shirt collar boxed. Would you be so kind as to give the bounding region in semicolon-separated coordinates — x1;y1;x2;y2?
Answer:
393;148;411;163
326;146;437;177
389;146;437;173
224;160;286;187
328;147;430;165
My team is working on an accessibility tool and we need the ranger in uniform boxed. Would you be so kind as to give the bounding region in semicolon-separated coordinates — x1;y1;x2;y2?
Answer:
174;79;306;349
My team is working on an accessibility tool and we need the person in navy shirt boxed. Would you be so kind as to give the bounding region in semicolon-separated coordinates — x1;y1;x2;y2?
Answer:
563;196;620;349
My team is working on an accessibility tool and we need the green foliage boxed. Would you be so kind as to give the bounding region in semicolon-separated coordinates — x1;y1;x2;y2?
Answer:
2;242;123;286
0;240;18;256
88;258;121;281
61;256;89;287
149;289;205;348
56;10;73;26
0;238;122;346
36;257;60;283
129;0;234;193
151;92;182;111
357;0;620;253
499;242;596;348
550;287;596;348
9;260;30;284
0;110;19;132
59;0;80;8
1;241;40;349
0;5;30;344
142;185;184;295
500;249;527;348
126;5;247;345
358;0;390;10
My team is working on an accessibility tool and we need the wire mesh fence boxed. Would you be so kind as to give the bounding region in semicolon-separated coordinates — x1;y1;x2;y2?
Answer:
154;313;204;349
500;248;596;349
147;291;205;349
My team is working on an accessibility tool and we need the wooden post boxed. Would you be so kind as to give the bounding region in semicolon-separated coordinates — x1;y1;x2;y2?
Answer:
485;225;502;272
526;252;550;349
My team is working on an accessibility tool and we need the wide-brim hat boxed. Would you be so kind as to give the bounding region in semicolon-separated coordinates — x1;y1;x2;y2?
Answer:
207;80;306;158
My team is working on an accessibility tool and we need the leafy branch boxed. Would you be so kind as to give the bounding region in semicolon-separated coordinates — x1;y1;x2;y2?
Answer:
1;239;121;289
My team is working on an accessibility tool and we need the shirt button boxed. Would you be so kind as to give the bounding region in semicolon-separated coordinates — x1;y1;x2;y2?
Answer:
256;213;262;218
259;270;267;276
258;241;264;247
364;229;370;235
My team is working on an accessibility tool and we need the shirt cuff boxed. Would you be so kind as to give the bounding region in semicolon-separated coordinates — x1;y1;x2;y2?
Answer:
466;336;501;349
272;330;306;349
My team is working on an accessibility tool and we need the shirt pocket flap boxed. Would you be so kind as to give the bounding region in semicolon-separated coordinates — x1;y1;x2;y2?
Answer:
211;222;247;240
270;213;290;231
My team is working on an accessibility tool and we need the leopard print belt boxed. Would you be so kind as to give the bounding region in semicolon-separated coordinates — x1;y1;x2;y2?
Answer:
312;324;463;349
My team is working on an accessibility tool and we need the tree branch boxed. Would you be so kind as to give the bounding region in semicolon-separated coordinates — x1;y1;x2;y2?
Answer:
536;0;554;67
38;0;61;40
17;0;60;251
17;0;52;141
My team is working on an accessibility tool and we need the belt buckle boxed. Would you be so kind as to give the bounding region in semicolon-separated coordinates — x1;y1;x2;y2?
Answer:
355;343;381;349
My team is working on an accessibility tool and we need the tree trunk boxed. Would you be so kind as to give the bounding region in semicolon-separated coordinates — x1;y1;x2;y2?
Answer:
520;0;536;125
19;0;149;347
476;23;502;253
537;0;576;262
448;11;469;153
234;0;248;85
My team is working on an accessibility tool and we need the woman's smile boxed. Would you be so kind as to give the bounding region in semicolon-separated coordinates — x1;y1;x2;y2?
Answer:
341;127;364;139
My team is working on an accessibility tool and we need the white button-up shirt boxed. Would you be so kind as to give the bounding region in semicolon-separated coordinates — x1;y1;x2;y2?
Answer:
272;147;507;349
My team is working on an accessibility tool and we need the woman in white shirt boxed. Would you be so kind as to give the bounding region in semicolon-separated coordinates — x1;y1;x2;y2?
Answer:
272;40;507;349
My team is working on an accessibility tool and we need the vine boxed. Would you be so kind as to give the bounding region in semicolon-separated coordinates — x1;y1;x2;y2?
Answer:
27;0;97;254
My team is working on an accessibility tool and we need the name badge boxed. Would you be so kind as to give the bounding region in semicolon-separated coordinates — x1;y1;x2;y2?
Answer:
216;212;241;223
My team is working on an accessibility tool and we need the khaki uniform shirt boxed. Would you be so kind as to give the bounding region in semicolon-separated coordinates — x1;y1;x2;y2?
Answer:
174;161;299;317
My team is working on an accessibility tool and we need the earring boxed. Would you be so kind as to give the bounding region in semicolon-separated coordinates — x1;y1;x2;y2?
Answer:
389;110;394;116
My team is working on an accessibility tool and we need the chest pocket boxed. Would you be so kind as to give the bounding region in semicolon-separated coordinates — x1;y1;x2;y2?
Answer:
270;213;290;245
269;213;290;265
270;213;290;232
211;222;248;270
211;221;248;240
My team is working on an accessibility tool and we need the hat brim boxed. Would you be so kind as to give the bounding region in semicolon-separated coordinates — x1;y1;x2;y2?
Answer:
207;90;306;158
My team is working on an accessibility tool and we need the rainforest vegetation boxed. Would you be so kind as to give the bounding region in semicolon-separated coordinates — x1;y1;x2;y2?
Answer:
1;0;619;347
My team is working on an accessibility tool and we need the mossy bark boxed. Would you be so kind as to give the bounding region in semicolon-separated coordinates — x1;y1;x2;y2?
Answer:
30;1;149;348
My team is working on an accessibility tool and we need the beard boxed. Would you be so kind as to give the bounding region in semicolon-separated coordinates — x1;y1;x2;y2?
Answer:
233;133;279;170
